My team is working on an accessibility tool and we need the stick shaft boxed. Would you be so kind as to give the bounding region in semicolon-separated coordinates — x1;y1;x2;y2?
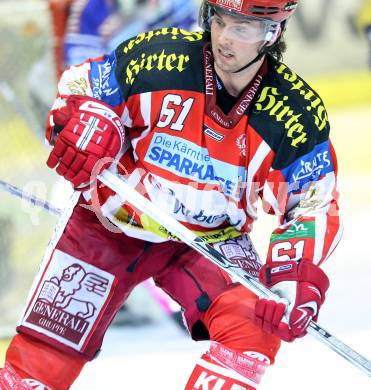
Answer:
307;322;371;376
0;179;61;216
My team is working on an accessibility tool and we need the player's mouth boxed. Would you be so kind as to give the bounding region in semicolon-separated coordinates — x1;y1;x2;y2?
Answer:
218;47;234;60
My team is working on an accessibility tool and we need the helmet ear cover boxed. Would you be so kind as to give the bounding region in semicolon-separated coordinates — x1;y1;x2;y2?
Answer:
266;22;281;45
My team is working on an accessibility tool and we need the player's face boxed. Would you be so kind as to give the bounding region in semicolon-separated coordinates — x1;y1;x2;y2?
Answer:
210;13;266;73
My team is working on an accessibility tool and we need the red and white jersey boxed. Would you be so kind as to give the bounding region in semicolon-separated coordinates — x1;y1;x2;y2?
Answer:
49;29;342;266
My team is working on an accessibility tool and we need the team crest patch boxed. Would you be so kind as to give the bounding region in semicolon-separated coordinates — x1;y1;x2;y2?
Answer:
20;250;116;351
235;134;246;157
216;0;243;12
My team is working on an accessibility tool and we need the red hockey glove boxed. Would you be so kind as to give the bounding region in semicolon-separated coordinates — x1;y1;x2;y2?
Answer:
255;260;329;342
46;95;125;189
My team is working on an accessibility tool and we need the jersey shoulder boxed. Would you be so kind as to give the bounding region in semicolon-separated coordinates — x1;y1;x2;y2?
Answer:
114;28;207;96
249;57;330;170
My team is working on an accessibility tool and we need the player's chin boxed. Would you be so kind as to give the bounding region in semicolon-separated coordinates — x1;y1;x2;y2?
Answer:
215;58;237;73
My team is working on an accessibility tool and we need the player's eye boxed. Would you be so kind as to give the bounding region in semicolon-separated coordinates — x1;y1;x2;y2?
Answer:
213;17;224;27
234;26;248;33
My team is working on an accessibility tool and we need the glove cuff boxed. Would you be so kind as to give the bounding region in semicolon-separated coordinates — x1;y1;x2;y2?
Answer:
259;260;330;303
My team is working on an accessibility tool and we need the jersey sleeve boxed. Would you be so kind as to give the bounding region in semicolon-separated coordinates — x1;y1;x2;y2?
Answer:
45;28;205;144
45;50;125;144
260;133;342;267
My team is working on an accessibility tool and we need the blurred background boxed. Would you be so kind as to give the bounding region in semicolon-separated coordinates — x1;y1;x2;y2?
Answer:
0;0;370;389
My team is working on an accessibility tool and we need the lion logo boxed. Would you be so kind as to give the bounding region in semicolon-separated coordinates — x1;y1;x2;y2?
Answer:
39;263;109;319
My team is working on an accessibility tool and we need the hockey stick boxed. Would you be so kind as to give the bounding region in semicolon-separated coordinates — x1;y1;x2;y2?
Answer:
97;169;371;378
0;179;61;216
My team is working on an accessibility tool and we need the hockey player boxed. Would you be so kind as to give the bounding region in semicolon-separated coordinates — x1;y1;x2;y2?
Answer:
49;0;198;79
0;0;342;389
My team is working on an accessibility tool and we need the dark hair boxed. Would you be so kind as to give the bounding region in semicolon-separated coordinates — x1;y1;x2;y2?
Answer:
266;21;287;62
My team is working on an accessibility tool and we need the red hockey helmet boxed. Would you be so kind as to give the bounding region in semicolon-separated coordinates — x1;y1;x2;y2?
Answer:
201;0;298;23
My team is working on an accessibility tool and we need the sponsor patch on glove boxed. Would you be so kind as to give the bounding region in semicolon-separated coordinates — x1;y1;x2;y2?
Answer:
271;264;293;274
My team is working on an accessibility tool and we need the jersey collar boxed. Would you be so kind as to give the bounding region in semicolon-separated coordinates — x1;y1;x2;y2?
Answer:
203;44;268;129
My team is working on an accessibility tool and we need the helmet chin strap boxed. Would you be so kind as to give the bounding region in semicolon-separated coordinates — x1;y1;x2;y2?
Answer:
232;42;270;74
